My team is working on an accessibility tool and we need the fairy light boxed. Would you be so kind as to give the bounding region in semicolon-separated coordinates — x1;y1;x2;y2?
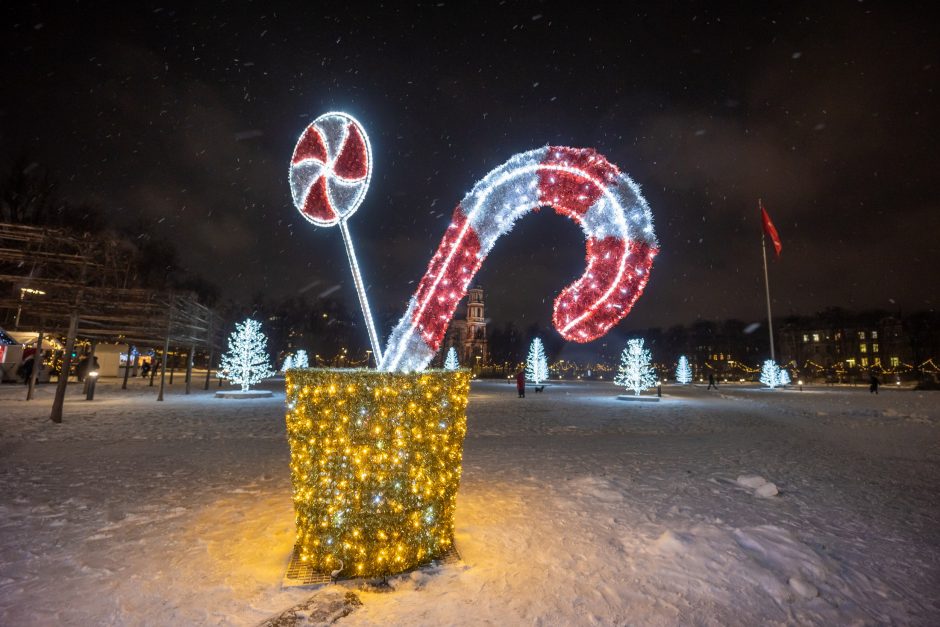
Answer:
676;355;693;384
526;338;549;384
219;319;275;392
760;360;782;388
381;146;658;373
614;338;657;396
285;369;470;578
444;347;459;371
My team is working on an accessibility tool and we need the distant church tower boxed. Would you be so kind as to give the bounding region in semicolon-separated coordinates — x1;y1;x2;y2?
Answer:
463;287;488;365
443;286;488;367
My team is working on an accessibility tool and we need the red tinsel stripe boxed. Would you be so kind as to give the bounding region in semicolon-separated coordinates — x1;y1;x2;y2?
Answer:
552;238;658;342
301;175;337;223
410;205;483;352
333;123;369;181
292;125;328;164
538;146;620;218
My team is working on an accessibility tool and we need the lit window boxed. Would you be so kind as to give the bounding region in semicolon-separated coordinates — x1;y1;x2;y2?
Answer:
871;331;878;339
858;331;866;340
890;357;899;367
872;343;879;353
860;344;867;353
861;357;869;367
812;333;820;342
873;358;881;366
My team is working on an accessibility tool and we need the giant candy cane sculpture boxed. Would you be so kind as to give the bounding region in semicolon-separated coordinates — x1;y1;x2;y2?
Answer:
381;146;658;372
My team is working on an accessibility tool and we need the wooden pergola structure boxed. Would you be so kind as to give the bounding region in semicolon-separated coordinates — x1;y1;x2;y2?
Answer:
0;222;225;422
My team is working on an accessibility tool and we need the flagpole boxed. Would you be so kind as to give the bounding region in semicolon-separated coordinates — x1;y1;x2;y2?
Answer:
760;198;776;362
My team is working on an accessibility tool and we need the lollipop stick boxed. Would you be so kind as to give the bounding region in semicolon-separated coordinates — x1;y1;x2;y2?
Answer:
338;218;383;366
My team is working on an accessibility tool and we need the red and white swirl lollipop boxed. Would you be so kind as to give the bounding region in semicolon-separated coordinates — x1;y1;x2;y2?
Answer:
290;112;382;363
381;146;659;372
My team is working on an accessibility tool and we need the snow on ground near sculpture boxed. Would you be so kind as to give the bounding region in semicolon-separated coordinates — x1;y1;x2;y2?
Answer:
1;378;938;625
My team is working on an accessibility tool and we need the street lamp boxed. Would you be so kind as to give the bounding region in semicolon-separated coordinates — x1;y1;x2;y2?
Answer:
14;287;46;330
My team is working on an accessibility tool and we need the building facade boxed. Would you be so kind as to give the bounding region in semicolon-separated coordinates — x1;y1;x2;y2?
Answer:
778;310;914;379
443;286;488;367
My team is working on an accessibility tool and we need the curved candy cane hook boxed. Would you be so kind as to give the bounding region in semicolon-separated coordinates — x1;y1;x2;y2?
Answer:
381;146;659;372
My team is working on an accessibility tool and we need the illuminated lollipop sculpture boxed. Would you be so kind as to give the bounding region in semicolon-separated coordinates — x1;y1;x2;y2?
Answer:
282;121;660;580
289;111;382;364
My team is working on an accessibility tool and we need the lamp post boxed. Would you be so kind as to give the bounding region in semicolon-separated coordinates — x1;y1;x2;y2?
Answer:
85;370;99;400
13;287;46;330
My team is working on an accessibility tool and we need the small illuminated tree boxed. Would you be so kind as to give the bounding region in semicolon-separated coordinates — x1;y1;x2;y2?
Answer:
526;337;549;384
676;355;693;384
760;359;781;389
280;353;294;373
615;338;657;396
293;349;309;369
444;347;459;371
778;367;791;387
220;319;275;392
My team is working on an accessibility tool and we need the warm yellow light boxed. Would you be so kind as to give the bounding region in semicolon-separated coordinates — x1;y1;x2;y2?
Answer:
285;368;469;578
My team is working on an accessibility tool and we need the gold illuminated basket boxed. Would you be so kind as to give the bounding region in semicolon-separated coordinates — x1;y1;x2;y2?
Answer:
284;368;470;578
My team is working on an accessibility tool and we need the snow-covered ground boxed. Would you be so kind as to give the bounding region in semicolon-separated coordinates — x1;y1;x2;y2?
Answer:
1;377;938;625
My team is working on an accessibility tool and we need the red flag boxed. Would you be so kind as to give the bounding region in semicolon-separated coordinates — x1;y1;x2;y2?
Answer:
760;201;782;257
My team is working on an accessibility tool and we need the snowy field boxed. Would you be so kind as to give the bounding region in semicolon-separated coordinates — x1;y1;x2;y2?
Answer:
1;377;938;625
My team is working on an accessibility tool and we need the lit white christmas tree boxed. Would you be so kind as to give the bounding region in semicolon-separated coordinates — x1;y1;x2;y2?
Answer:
760;359;781;389
444;346;459;371
526;337;549;385
615;338;657;396
778;367;791;387
280;349;309;373
220;319;275;392
675;355;693;384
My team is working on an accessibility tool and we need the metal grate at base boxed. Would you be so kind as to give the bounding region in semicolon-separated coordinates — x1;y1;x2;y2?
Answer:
283;543;462;588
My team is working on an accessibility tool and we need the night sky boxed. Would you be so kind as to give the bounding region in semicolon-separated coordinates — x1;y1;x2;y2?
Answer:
3;2;938;354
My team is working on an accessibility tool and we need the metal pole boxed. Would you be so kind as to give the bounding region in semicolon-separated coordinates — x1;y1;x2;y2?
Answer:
157;336;170;401
83;341;97;399
26;325;44;401
338;219;382;365
204;347;214;390
149;353;157;387
157;304;172;401
185;344;195;395
761;203;776;363
85;342;100;401
204;317;215;390
121;345;132;390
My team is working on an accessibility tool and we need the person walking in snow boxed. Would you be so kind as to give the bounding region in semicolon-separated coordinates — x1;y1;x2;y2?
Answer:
516;369;526;398
707;373;717;390
869;374;880;394
76;355;90;382
18;350;36;385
